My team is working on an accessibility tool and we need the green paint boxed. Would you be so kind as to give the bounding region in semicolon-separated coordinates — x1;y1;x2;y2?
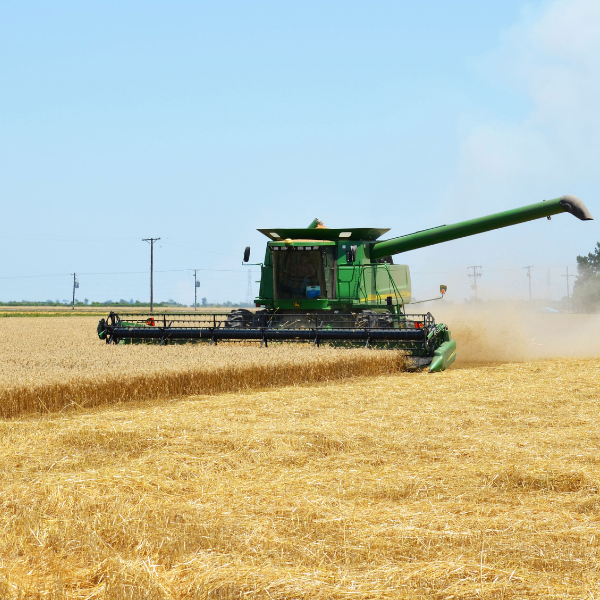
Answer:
247;195;591;370
255;196;591;312
371;197;568;260
429;339;457;373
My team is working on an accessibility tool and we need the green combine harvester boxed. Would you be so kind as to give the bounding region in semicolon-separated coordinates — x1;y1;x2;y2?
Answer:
98;195;592;371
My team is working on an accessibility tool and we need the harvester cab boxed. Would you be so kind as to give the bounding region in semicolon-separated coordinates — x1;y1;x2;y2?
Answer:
98;195;593;372
250;226;410;313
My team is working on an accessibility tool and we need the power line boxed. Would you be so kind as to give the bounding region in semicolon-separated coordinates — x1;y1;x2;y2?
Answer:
0;236;140;243
412;264;579;275
0;267;248;280
161;240;239;258
0;273;73;280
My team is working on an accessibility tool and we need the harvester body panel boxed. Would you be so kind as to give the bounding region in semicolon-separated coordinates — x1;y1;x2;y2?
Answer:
258;239;411;311
257;228;389;241
371;196;592;260
336;264;411;305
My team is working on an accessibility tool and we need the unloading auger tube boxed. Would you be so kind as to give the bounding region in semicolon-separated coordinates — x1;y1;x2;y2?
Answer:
370;195;592;260
97;194;592;373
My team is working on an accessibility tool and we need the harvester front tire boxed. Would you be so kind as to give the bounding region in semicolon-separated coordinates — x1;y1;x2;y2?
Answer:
355;310;393;329
225;309;254;328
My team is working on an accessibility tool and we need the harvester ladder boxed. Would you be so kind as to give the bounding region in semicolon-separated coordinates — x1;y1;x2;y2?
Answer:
381;263;405;312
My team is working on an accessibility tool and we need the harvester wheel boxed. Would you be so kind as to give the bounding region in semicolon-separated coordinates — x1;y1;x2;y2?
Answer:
355;310;378;329
225;309;254;328
377;311;394;328
355;310;393;329
97;318;107;340
251;310;271;328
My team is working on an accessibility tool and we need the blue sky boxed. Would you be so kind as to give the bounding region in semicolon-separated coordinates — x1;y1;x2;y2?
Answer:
1;1;598;304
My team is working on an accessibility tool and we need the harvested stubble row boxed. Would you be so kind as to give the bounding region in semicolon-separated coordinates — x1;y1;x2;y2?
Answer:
1;358;600;598
0;317;405;418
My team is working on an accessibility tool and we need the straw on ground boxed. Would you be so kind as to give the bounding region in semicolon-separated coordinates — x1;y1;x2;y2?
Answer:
1;358;599;598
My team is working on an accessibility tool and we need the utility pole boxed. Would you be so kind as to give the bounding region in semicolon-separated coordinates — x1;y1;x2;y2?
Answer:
193;269;200;311
467;265;482;302
142;238;160;314
562;266;574;313
72;273;79;310
523;265;534;302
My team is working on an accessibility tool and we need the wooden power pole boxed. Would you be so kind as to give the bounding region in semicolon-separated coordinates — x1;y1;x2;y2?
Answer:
142;238;160;314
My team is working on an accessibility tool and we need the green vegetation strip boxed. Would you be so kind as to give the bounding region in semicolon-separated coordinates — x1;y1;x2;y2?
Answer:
0;312;103;318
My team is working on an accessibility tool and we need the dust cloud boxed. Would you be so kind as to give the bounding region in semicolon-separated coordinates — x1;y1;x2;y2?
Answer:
427;303;600;366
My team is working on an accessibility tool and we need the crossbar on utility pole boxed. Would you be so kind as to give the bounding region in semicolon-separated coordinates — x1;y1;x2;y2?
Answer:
142;238;160;314
523;265;534;302
467;265;482;302
562;266;574;313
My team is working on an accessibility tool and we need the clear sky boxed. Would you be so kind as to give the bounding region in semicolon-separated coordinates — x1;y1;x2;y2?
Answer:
1;0;598;304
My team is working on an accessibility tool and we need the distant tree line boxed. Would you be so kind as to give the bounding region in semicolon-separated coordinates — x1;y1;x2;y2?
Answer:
572;242;600;313
0;299;187;307
0;298;254;308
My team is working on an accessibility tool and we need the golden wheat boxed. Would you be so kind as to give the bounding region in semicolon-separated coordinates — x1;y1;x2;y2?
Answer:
0;358;599;598
0;317;405;418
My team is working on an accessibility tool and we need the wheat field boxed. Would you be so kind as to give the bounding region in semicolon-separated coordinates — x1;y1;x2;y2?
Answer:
1;358;600;598
1;312;600;597
0;317;405;418
2;308;598;420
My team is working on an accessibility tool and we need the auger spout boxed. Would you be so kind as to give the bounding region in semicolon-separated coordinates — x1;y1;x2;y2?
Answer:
370;195;593;260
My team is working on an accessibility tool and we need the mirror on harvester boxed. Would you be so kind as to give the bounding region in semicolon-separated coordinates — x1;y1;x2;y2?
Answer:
440;285;447;295
243;247;250;262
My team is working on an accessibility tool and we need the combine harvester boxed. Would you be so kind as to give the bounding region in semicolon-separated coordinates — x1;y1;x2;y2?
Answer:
98;195;592;371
